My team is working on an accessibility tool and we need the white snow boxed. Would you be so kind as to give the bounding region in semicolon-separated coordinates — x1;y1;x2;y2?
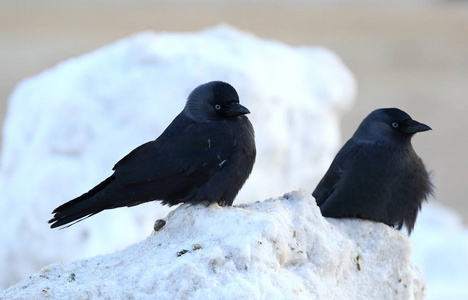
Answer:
410;202;468;300
0;25;355;289
0;191;426;300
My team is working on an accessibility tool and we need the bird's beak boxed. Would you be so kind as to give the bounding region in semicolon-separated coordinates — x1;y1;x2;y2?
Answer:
224;102;250;117
404;119;432;134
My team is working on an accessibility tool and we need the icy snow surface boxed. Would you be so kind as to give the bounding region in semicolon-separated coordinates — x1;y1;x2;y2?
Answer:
0;191;426;300
0;25;355;289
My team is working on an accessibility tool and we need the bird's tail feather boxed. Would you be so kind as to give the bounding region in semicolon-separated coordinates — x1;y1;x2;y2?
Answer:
48;175;115;228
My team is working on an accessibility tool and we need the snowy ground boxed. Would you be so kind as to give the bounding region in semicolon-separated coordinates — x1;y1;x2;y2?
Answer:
0;25;354;290
0;191;425;300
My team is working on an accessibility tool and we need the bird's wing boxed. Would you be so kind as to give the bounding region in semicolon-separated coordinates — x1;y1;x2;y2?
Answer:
313;139;360;206
112;116;235;199
317;141;395;220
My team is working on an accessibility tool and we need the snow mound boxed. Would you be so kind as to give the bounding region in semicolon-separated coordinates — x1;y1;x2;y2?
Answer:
411;202;468;300
0;25;355;289
0;191;425;300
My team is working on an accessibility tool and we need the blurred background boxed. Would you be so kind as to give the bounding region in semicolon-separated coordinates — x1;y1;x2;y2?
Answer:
1;0;467;222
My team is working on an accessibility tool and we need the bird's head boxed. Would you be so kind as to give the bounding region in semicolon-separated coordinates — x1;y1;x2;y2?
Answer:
184;81;250;122
354;108;431;143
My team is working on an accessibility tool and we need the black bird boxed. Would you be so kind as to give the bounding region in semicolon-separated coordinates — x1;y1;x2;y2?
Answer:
313;108;433;234
49;81;256;228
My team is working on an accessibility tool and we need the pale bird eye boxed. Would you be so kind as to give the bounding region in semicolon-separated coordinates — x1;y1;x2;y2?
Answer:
392;122;399;128
215;104;221;110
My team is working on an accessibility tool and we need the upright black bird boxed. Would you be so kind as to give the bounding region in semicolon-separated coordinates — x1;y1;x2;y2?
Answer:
49;81;256;228
313;108;433;234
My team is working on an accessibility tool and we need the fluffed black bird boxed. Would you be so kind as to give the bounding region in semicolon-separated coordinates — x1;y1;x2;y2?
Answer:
49;81;256;228
313;108;433;234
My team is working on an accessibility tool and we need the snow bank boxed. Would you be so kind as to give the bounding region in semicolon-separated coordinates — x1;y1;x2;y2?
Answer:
0;25;355;289
0;191;426;299
411;202;468;300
